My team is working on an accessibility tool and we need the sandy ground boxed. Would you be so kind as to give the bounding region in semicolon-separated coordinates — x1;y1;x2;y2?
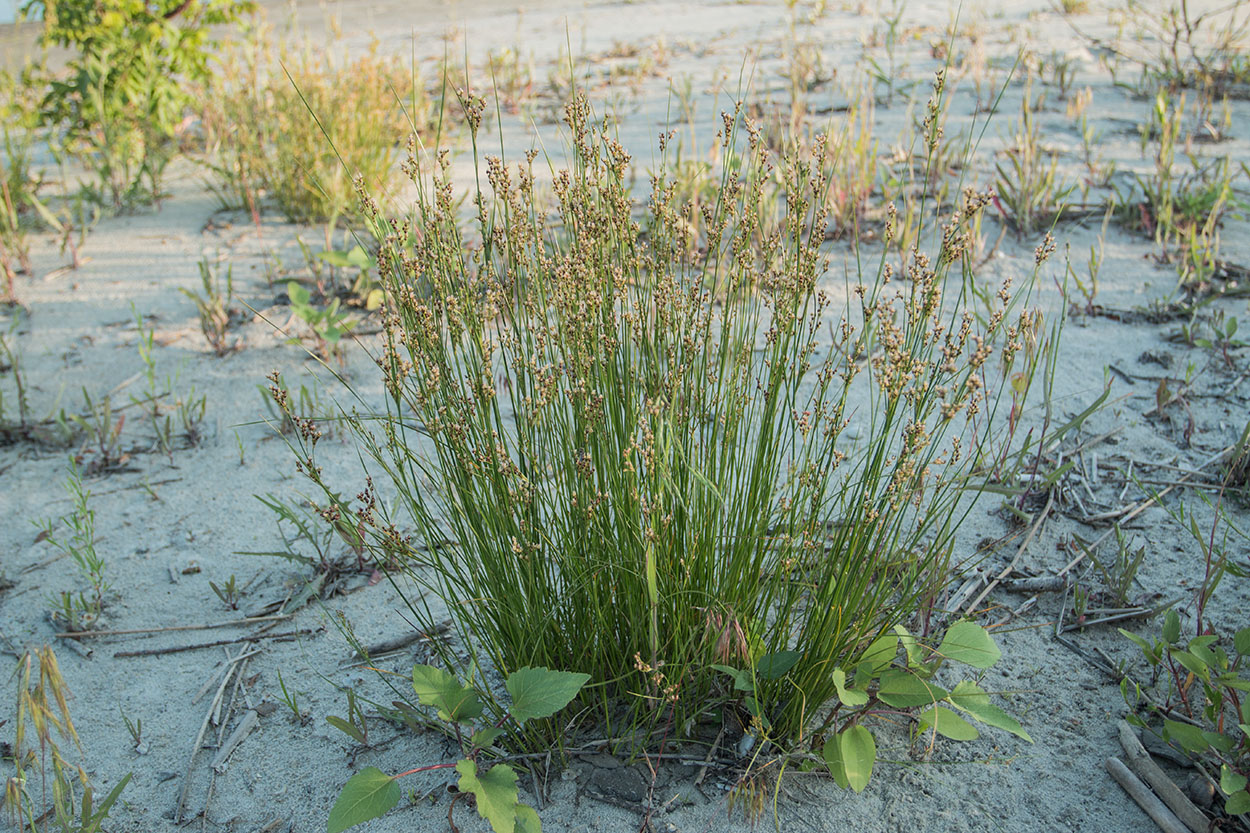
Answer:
2;1;1250;832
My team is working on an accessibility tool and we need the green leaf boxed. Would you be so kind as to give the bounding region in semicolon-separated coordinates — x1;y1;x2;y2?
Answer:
1162;609;1181;644
1162;719;1208;754
1227;790;1250;815
937;621;1001;669
326;715;366;744
894;624;925;667
456;759;520;833
821;735;849;789
918;706;979;741
711;664;754;693
1234;628;1250;656
877;670;947;708
472;727;505;749
328;767;400;833
832;668;869;707
755;651;801;680
365;288;385;311
287;281;310;306
1119;628;1157;660
839;725;876;793
514;804;543;833
411;665;483;724
947;681;1033;742
859;633;898;673
505;667;591;725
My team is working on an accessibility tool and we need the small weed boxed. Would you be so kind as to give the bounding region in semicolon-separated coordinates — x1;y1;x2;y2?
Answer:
993;83;1076;236
119;707;144;754
325;688;369;747
329;665;589;833
287;281;354;361
182;258;240;356
209;574;242;610
275;669;310;726
36;462;107;631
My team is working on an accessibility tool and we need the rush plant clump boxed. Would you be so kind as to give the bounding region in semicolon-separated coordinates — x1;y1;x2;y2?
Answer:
274;74;1048;813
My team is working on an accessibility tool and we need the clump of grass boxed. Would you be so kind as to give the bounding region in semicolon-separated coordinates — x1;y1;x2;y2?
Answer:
200;24;429;224
994;84;1075;237
5;646;130;832
276;74;1048;753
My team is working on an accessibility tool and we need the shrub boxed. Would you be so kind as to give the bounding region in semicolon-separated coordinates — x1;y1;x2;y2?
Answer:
276;78;1045;752
21;0;251;208
200;27;429;224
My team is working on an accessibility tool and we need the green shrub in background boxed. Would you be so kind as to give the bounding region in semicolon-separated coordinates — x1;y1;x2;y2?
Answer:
275;75;1046;795
200;27;428;225
21;0;251;208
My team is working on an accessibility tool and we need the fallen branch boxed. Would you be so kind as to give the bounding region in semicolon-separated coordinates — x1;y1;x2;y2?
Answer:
1105;757;1189;833
1118;721;1209;833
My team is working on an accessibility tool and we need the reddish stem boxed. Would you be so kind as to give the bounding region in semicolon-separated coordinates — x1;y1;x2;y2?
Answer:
394;762;458;779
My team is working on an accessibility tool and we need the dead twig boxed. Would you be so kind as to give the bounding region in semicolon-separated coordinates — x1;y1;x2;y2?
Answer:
113;627;319;658
53;614;293;639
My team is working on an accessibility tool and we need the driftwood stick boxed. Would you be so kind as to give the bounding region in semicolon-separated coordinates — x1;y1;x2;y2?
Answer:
352;621;451;659
1000;575;1066;593
212;710;259;774
54;614;293;639
113;628;317;659
175;650;244;823
1118;721;1209;833
1105;757;1189;833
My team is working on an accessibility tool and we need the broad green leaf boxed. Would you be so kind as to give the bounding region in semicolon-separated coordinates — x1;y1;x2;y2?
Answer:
711;664;754;693
1171;650;1212;680
505;667;591;724
514;804;542;833
937;621;1001;669
876;670;947;708
1204;731;1234;753
472;727;505;749
1234;628;1250;657
839;725;876;793
1227;790;1250;815
821;736;850;789
832;668;868;707
287;281;310;306
859;633;898;673
457;760;520;833
755;651;801;680
947;681;1033;742
412;665;483;724
365;288;385;311
328;767;400;833
1162;719;1208;754
1119;629;1157;660
894;625;925;667
1162;609;1181;644
918;706;979;741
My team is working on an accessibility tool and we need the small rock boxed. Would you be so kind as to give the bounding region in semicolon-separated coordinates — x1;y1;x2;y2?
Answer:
1187;775;1214;808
